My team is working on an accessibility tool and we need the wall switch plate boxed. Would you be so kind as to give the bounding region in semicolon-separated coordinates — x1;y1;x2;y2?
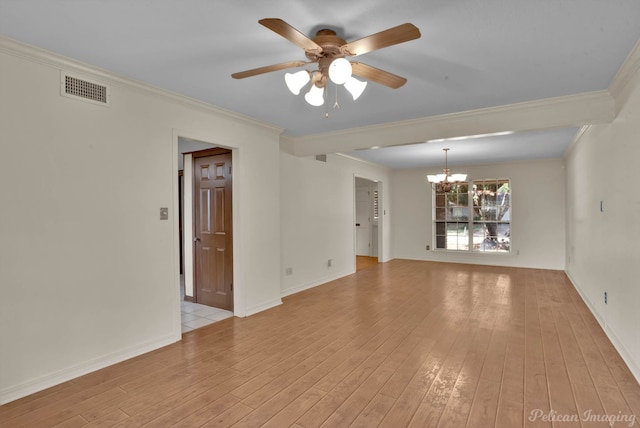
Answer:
160;207;168;220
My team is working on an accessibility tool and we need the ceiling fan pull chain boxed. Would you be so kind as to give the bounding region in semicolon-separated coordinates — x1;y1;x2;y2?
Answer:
333;83;340;110
325;86;330;118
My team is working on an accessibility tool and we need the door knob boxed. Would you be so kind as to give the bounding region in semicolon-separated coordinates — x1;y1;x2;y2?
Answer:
194;237;201;242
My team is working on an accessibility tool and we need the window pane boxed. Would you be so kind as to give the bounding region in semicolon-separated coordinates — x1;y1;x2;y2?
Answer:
436;222;447;249
480;207;497;221
458;192;468;207
473;223;510;251
446;223;469;251
450;206;468;221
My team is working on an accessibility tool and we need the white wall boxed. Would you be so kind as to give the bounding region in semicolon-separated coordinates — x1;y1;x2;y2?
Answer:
565;64;640;381
0;38;282;403
392;159;566;269
280;153;391;297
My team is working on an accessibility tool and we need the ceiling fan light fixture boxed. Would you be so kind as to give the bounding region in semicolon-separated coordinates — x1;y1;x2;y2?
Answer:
304;84;324;106
284;70;311;95
344;76;367;100
328;58;352;85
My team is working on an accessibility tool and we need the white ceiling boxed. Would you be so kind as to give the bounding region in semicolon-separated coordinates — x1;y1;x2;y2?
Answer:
1;0;639;168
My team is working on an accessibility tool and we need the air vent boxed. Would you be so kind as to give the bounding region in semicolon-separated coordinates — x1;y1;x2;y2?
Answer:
61;73;110;106
315;154;327;162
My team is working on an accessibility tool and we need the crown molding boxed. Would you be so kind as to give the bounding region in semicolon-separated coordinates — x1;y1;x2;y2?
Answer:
285;90;614;157
0;35;283;136
563;125;591;159
609;37;640;115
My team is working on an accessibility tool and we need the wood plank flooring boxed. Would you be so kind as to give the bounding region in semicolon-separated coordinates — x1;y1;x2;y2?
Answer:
1;260;639;427
356;256;378;271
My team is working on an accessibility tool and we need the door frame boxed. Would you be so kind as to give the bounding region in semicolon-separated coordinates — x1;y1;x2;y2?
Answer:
172;130;243;327
353;175;383;267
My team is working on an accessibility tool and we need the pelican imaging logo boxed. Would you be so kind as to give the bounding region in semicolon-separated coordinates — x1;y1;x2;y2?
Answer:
528;409;636;426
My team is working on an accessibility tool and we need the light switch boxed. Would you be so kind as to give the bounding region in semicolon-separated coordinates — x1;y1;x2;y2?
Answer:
160;207;168;220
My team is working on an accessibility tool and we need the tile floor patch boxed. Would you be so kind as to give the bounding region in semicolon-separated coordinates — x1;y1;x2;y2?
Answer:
181;300;233;334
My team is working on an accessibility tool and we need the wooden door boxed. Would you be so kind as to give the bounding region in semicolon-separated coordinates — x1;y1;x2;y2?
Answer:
193;150;233;311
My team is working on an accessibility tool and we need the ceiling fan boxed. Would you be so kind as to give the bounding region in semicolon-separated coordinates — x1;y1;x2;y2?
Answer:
231;18;421;106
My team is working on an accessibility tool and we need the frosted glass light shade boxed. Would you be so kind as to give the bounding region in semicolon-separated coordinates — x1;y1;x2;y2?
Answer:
449;174;467;182
328;58;352;85
344;76;367;100
284;70;310;95
427;173;448;183
304;84;324;106
427;173;467;183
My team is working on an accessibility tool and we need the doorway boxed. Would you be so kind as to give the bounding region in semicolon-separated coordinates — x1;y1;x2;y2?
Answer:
176;138;236;333
355;177;381;271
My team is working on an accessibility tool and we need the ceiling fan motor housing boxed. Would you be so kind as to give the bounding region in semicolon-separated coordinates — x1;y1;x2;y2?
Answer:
307;29;349;88
307;29;347;59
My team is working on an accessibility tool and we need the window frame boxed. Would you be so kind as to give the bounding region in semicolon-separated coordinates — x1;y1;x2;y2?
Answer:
432;178;511;254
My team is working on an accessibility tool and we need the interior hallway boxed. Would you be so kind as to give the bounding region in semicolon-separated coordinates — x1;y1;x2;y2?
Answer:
356;255;378;271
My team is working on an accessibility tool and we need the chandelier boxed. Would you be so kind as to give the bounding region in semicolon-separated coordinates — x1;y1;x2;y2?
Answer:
427;148;467;192
284;57;367;106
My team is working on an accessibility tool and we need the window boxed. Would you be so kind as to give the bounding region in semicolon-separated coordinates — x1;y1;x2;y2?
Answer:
373;190;379;221
434;179;510;253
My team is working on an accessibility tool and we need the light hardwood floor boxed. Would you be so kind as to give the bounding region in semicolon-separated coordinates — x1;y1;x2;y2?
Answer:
356;256;378;271
2;260;639;427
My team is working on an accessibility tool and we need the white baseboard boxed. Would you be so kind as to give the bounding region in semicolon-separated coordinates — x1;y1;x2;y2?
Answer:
280;269;354;298
565;271;640;384
0;333;180;405
244;298;283;317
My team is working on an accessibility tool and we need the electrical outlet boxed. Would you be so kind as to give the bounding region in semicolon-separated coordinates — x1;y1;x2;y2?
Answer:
285;267;293;276
426;245;430;251
327;259;332;267
604;291;608;304
159;207;168;220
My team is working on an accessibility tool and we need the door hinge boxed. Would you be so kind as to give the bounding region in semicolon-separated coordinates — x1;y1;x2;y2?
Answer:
228;166;232;175
230;282;233;291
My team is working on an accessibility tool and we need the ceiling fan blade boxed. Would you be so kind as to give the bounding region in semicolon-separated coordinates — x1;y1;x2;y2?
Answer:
231;60;307;79
342;23;421;57
351;62;407;89
259;18;322;53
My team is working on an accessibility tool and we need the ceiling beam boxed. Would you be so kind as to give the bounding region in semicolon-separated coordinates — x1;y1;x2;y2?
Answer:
282;90;615;156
